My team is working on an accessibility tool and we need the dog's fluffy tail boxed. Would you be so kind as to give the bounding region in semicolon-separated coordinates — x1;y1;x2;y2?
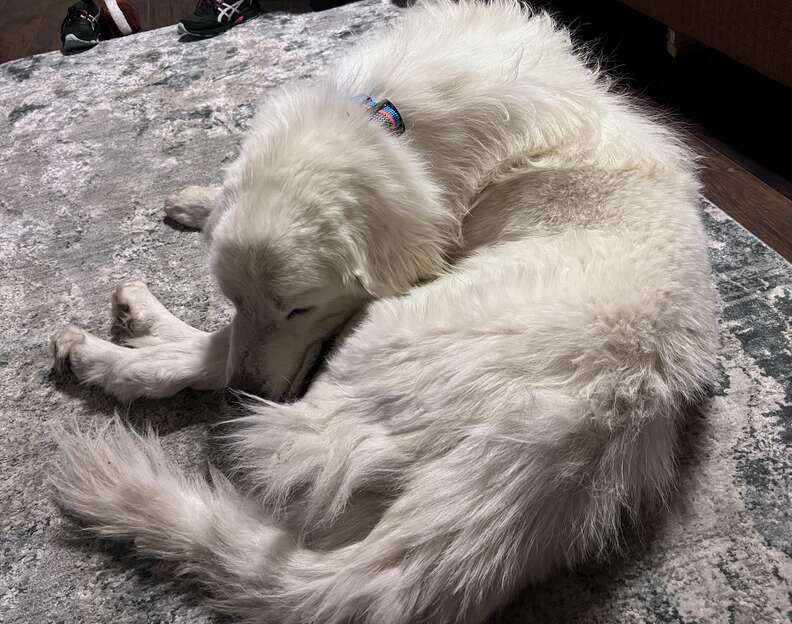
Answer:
51;418;300;617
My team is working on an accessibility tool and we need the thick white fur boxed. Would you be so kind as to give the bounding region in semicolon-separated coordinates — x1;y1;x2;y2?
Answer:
50;2;719;622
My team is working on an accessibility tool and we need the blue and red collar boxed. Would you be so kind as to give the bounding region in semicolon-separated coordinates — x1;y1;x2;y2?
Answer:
360;96;405;135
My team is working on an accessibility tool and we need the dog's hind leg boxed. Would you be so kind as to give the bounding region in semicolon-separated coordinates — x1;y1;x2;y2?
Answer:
50;325;230;401
219;400;407;530
260;404;641;624
164;184;223;230
112;280;208;347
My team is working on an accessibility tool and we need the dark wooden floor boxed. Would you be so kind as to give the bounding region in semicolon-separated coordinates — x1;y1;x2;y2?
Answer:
692;136;792;261
3;0;792;262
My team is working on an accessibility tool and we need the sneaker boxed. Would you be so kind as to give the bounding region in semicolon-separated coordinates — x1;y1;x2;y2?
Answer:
61;0;101;51
177;0;260;38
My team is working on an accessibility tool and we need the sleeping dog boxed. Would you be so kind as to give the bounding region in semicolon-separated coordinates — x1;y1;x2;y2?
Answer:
50;1;718;622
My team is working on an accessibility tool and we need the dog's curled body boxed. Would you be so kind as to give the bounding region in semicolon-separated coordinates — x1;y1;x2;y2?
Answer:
52;1;719;622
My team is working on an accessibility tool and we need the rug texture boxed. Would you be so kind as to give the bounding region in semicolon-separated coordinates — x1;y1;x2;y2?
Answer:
0;1;790;622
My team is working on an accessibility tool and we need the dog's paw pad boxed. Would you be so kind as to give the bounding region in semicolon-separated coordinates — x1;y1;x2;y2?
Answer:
50;325;87;375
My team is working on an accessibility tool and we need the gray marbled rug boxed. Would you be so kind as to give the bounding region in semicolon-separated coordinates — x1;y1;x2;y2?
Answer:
1;1;790;622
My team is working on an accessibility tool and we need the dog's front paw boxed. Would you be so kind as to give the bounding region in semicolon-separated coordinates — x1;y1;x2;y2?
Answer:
50;325;88;375
164;186;216;229
112;281;160;342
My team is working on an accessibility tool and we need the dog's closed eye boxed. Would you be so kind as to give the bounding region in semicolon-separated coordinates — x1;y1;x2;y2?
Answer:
287;307;313;320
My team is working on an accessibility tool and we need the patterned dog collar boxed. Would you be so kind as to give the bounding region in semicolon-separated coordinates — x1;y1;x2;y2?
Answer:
360;96;405;135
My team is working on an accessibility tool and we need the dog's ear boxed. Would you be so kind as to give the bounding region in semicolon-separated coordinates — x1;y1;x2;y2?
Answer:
344;227;448;298
338;173;454;297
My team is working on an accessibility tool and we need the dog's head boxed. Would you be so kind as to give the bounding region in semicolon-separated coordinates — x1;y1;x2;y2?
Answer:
207;88;455;399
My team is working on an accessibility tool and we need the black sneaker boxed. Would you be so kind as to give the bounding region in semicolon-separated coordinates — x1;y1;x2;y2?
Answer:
61;0;101;51
177;0;260;38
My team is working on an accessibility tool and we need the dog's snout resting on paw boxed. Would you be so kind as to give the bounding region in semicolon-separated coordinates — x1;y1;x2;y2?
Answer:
49;1;719;622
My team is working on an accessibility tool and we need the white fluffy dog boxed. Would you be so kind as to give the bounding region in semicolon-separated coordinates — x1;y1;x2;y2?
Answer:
50;1;719;622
